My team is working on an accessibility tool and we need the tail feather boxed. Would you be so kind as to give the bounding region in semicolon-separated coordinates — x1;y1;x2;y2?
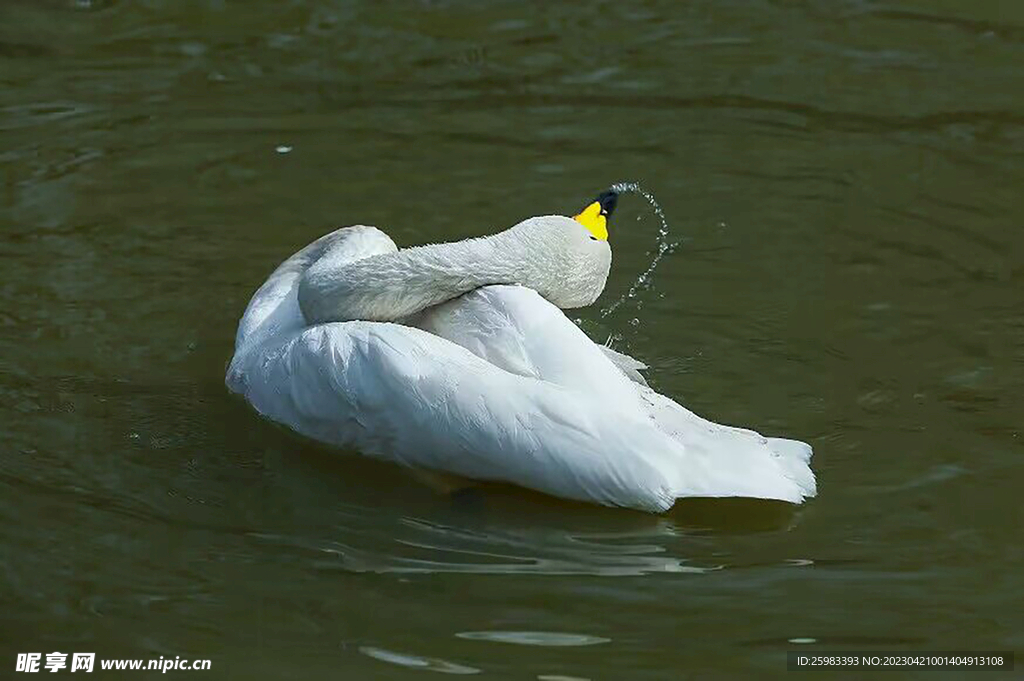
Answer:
637;386;817;504
767;437;817;500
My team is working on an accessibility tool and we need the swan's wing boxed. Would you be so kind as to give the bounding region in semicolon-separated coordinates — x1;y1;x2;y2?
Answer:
229;320;679;511
412;285;647;407
418;285;647;387
599;345;649;386
412;286;816;503
636;387;817;501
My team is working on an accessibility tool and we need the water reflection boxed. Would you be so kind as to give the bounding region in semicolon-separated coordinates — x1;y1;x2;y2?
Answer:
250;516;717;577
359;647;480;675
245;446;810;577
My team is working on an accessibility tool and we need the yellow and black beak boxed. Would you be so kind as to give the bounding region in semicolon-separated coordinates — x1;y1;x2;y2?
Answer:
573;189;618;241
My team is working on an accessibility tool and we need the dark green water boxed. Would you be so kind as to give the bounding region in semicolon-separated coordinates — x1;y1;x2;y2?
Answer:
2;1;1022;678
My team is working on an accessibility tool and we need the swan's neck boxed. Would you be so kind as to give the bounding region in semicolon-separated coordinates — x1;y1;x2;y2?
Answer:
298;230;528;323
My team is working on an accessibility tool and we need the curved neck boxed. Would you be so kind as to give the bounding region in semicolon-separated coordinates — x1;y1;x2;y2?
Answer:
298;230;527;323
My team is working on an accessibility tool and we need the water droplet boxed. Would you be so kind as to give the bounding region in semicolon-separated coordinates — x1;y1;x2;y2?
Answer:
180;42;207;58
275;145;293;154
601;182;679;321
629;318;639;327
789;637;817;644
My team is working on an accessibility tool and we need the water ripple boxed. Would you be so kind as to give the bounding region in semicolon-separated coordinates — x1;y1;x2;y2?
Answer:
251;516;720;577
359;647;480;675
456;631;610;647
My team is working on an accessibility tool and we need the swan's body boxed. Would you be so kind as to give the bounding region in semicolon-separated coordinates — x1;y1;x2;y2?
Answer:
227;201;815;512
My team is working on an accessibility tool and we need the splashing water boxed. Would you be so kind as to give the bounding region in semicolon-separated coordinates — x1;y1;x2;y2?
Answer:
600;181;678;320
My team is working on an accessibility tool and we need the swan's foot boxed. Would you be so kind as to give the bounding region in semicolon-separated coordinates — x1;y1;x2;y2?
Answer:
408;467;477;497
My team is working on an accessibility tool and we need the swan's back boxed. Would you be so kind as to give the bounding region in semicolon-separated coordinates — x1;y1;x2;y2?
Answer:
228;226;397;392
413;286;644;410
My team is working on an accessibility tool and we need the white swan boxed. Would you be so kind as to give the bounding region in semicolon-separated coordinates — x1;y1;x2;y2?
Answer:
226;191;816;512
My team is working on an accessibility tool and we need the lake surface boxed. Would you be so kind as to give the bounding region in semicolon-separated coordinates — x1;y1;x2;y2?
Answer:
2;0;1022;678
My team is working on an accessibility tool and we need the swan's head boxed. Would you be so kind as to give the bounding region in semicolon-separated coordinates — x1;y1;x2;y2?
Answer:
506;190;617;309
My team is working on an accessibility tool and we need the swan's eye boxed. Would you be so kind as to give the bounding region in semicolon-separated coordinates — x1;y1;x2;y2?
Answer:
589;236;598;241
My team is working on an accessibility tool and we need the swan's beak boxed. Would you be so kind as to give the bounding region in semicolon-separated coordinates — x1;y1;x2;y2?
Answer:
573;189;618;241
